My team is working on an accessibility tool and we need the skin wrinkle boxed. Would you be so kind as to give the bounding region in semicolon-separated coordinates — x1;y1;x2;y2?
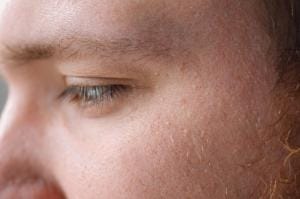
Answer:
0;0;273;66
0;36;171;65
119;0;223;62
0;1;213;65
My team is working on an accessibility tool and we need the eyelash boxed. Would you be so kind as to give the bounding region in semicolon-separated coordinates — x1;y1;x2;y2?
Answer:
59;84;129;107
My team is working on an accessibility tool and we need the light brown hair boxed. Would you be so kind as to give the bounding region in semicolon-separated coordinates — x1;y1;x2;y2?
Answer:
267;0;300;197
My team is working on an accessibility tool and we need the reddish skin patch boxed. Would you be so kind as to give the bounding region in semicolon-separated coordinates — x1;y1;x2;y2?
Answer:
0;182;65;199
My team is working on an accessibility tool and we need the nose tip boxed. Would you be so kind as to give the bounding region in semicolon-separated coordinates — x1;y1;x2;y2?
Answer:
0;92;65;199
0;179;66;199
0;99;65;199
0;161;65;199
0;151;66;198
0;158;66;199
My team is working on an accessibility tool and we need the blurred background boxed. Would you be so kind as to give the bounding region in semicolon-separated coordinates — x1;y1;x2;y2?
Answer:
0;78;7;112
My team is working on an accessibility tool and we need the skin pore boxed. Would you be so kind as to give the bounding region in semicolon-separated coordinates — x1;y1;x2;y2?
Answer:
0;0;299;198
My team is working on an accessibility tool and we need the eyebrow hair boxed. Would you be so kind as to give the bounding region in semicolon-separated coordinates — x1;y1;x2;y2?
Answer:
0;35;173;65
2;43;55;62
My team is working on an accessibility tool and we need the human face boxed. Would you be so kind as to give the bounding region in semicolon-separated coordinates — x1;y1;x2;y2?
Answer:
0;0;288;198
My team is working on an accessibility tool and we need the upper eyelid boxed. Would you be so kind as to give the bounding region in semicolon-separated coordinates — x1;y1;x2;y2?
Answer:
64;77;148;90
64;76;135;86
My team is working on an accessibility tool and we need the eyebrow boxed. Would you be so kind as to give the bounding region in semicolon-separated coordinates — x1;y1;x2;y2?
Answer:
0;35;173;65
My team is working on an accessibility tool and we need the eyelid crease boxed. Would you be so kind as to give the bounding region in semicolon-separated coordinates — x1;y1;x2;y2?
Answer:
63;76;150;90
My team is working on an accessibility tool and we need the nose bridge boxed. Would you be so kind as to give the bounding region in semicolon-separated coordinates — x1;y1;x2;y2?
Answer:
0;96;42;150
0;98;41;171
0;89;48;170
0;97;66;198
0;78;55;161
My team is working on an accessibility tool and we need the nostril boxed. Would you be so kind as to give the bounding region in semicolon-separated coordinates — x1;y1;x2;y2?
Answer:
0;157;66;199
0;178;66;199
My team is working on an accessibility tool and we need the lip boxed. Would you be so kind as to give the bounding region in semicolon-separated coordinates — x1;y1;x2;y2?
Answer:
0;179;66;199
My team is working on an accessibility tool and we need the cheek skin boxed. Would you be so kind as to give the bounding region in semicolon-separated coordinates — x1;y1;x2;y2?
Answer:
49;57;287;199
132;74;286;198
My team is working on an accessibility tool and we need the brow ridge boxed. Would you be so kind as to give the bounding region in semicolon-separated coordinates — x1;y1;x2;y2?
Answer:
0;35;173;65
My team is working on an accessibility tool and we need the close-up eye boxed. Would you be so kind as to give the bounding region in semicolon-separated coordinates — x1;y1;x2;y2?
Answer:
60;84;129;105
59;80;132;117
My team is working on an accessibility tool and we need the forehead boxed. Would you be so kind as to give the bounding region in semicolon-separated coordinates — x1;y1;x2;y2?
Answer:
0;0;269;65
0;0;207;41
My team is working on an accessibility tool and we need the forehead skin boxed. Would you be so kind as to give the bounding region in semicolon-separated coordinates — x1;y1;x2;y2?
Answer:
0;0;270;60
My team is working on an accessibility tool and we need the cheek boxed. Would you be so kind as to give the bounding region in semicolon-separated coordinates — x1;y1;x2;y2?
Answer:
115;123;204;198
51;71;286;199
52;111;213;198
